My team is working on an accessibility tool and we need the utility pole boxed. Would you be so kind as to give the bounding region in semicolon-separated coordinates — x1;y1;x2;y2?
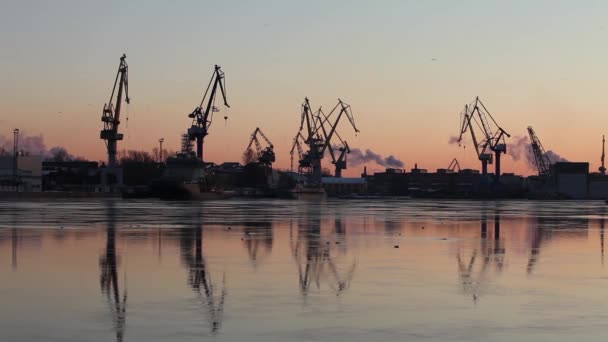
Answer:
158;138;164;163
13;129;19;191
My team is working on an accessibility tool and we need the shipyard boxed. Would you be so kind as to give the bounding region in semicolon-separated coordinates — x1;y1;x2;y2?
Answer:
4;2;608;342
1;63;606;199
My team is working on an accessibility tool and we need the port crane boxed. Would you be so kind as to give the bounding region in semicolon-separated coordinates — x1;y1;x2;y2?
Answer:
244;127;275;167
289;132;305;173
447;158;461;172
316;100;360;178
293;98;360;183
187;65;229;161
527;126;553;176
296;98;326;185
457;97;510;181
100;54;130;169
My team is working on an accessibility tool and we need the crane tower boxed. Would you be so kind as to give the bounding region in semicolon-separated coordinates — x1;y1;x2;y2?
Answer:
100;54;130;169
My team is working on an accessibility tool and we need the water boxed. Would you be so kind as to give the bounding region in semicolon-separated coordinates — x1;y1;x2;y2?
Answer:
1;199;608;341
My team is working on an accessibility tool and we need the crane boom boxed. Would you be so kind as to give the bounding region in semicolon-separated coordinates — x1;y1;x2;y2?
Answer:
244;127;275;166
448;158;461;172
100;54;130;168
187;65;229;161
527;126;552;176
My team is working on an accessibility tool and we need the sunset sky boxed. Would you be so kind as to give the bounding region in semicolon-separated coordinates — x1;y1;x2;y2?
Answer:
1;0;607;176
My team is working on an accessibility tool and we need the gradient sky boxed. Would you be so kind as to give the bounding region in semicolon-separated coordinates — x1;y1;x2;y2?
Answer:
1;0;608;176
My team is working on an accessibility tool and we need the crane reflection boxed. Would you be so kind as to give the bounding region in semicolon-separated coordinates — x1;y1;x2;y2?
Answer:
180;206;226;334
290;203;356;298
99;200;127;342
457;209;505;304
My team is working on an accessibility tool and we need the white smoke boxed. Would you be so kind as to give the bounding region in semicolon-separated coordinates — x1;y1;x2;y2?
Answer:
0;131;77;161
508;135;568;170
348;148;404;168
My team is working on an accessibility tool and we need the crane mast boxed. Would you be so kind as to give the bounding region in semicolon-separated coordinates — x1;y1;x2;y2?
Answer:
527;126;552;176
457;97;510;181
600;135;606;175
100;54;130;168
187;65;229;161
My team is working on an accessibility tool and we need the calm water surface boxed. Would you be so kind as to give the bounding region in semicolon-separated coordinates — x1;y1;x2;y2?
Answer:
1;199;608;341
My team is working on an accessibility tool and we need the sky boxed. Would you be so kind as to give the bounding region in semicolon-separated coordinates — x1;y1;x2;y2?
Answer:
1;0;608;176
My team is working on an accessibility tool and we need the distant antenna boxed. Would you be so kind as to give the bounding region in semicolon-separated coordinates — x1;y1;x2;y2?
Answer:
600;135;606;175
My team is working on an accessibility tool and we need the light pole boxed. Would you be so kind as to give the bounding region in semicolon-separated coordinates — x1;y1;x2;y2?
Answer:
158;138;164;163
13;129;19;191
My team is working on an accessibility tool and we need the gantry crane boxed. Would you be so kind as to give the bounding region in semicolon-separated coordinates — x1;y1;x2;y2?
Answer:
457;97;510;181
527;126;552;176
187;65;229;161
447;158;461;172
244;127;275;167
100;54;130;169
316;100;360;178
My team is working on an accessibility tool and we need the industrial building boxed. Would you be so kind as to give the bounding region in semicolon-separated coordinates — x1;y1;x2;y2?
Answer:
42;161;100;191
0;155;43;192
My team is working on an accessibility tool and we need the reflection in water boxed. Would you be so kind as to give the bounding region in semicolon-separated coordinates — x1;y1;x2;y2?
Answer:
180;206;226;334
600;207;605;266
527;213;590;275
457;209;504;303
291;204;356;297
5;200;608;341
99;201;127;342
242;220;273;266
335;215;345;236
12;226;17;271
527;221;543;275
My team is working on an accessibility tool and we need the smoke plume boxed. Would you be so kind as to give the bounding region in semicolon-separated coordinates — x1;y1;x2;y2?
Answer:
348;148;404;168
448;135;461;145
0;132;78;161
508;135;568;170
